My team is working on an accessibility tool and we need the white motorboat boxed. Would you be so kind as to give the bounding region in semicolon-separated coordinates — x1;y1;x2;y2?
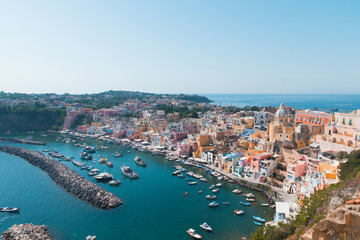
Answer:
94;172;113;181
109;179;121;186
234;209;244;215
212;188;219;193
188;181;197;185
121;165;139;179
209;185;215;189
208;201;219;207
261;203;269;207
206;195;217;200
199;222;212;231
215;183;222;187
232;189;242;194
246;198;256;202
0;207;19;212
135;156;147;167
186;228;202;239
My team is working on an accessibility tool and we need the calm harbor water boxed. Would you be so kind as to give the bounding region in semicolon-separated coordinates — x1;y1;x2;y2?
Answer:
204;94;360;111
0;132;274;240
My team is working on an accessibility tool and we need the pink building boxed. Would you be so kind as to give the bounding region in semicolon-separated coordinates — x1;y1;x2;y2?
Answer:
171;131;188;142
184;124;198;134
177;143;192;157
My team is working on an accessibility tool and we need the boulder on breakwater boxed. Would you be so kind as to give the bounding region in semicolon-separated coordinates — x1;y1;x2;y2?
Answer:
2;224;53;240
0;145;122;209
0;137;46;145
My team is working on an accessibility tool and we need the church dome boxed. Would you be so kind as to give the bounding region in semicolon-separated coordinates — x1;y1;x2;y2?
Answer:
275;103;288;117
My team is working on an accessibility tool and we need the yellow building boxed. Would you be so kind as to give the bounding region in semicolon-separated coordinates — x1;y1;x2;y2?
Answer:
318;162;337;180
267;103;294;142
91;122;103;127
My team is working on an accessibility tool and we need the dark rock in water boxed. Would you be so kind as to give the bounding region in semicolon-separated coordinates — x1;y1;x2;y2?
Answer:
0;145;122;209
0;137;46;145
2;224;53;240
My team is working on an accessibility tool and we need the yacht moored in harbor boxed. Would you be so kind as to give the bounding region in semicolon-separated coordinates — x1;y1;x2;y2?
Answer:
94;172;113;181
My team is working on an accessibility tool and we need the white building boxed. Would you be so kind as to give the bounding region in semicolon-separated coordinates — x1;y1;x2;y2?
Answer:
274;201;298;224
254;111;269;129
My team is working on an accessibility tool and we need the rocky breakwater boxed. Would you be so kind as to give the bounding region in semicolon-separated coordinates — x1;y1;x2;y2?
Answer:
0;137;46;145
0;145;122;209
2;224;53;240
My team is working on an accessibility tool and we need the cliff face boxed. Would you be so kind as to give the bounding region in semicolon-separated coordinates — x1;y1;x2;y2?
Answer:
300;178;360;240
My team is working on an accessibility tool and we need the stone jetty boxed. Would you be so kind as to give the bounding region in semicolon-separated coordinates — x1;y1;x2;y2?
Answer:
2;224;53;240
0;145;122;209
0;137;46;145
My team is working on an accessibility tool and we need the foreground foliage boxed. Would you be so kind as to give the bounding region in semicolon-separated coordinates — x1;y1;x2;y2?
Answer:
251;149;360;240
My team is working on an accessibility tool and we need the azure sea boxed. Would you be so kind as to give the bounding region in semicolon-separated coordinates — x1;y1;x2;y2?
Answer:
203;94;360;111
0;133;274;240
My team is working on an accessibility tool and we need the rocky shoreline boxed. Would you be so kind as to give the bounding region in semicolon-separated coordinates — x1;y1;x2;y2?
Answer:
0;145;122;209
0;137;46;145
2;224;53;240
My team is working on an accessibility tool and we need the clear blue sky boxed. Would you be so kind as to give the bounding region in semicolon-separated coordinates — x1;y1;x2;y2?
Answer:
0;1;359;94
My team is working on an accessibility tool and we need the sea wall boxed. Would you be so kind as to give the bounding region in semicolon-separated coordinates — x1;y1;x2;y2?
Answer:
0;137;46;145
0;145;122;209
2;224;53;240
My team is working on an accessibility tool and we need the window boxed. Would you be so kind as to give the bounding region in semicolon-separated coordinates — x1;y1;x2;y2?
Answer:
349;119;352;125
343;119;345;124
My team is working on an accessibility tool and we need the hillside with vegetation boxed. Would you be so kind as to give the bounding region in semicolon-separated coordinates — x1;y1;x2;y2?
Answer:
0;104;66;132
251;150;360;240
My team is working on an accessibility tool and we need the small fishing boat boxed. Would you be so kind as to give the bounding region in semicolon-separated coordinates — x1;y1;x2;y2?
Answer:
86;236;96;240
106;161;113;168
114;152;122;157
109;179;121;186
246;198;256;202
261;203;269;207
177;174;185;178
199;178;208;182
232;189;242;194
253;216;266;222
270;204;276;209
234;209;244;215
0;207;19;212
244;193;255;198
216;183;222;187
239;201;250;206
208;201;219;207
208;185;215;189
172;170;181;175
186;228;202;239
199;222;212;231
188;181;197;185
198;191;203;194
212;188;219;193
135;156;147;167
183;192;188;197
206;195;217;200
221;202;229;205
254;221;262;226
